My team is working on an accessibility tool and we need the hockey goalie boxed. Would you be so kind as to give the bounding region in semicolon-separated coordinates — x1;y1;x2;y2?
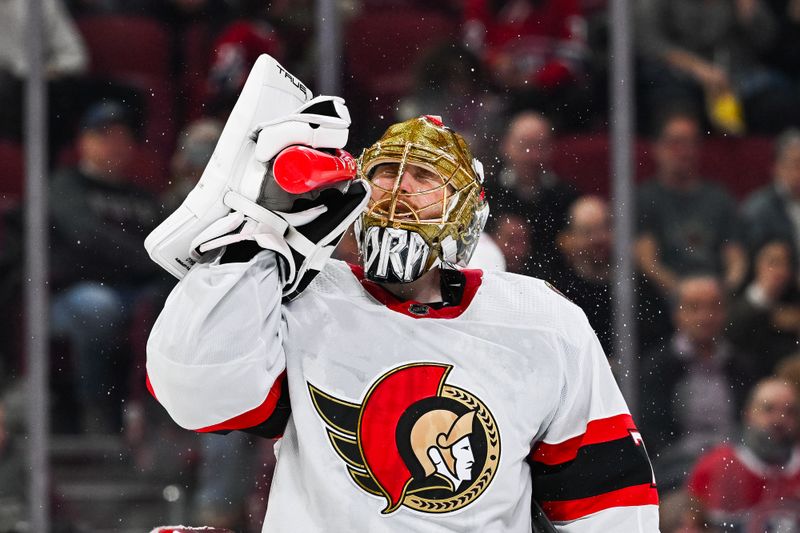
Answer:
145;55;660;532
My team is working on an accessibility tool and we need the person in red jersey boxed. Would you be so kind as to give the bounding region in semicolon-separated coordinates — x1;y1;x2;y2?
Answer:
687;377;800;530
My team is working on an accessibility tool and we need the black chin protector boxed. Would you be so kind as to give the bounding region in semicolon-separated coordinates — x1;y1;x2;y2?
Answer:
361;226;431;283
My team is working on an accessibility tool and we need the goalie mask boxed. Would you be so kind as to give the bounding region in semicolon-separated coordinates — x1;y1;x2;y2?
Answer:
355;115;489;284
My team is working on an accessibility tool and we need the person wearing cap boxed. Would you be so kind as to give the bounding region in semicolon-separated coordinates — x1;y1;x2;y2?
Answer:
49;100;161;433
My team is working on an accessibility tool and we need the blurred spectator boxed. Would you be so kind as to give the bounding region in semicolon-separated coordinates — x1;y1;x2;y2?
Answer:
463;0;591;130
640;276;756;485
552;196;677;357
0;0;88;152
636;0;799;134
728;241;800;378
635;111;746;297
553;196;613;354
396;44;506;162
686;377;800;530
764;0;800;84
49;101;161;433
206;0;287;115
491;111;578;280
741;129;800;266
162;118;223;212
487;211;532;276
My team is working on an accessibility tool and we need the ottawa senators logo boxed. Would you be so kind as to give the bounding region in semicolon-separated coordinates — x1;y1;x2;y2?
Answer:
308;362;500;515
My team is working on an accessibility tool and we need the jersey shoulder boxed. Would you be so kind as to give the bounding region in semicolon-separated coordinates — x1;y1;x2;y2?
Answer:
302;259;369;299
472;270;591;338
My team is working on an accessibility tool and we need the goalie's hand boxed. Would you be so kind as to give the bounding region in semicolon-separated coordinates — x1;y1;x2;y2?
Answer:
190;207;297;284
188;94;354;263
191;145;358;256
190;177;370;300
191;146;370;300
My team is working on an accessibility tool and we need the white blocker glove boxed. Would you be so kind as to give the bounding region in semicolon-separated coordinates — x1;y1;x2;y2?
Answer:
144;65;353;280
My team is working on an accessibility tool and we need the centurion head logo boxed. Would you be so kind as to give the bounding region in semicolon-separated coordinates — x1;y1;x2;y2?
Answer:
308;363;500;514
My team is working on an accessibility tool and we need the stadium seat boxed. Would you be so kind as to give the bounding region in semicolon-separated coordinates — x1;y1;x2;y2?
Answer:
179;22;213;121
700;136;773;198
0;141;24;202
552;134;773;199
344;9;459;111
76;16;172;81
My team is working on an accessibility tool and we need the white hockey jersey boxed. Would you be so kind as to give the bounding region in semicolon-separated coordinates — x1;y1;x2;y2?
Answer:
146;252;660;532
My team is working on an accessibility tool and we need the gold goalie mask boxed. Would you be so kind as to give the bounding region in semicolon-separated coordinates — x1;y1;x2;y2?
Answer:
355;115;489;284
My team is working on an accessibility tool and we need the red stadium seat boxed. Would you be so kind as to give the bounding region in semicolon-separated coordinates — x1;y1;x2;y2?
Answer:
552;134;773;199
77;16;172;81
179;21;214;121
699;136;773;199
0;141;24;202
128;145;171;194
345;9;459;111
138;77;178;155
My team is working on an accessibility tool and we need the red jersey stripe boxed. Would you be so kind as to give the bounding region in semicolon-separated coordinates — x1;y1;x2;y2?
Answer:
541;483;659;522
347;263;483;320
531;413;637;465
146;374;157;400
194;371;286;432
145;371;287;433
195;371;287;432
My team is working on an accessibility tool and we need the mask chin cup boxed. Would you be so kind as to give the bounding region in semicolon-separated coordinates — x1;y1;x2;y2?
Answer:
358;225;433;284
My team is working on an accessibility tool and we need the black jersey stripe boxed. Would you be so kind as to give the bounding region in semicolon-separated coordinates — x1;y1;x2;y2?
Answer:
530;435;655;502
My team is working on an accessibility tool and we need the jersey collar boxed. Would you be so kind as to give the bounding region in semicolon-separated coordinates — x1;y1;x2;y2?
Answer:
347;264;482;319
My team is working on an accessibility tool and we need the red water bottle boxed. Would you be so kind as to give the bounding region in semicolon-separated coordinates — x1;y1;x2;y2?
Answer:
272;145;358;194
